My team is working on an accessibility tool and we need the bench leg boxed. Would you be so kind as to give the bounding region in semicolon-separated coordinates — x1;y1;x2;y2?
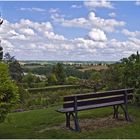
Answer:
66;112;71;128
71;112;81;132
113;105;119;119
120;104;131;121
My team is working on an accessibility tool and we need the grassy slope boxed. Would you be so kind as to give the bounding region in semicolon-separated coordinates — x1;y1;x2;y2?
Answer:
0;105;140;139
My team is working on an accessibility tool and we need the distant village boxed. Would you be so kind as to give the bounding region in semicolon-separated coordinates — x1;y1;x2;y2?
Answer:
19;60;116;67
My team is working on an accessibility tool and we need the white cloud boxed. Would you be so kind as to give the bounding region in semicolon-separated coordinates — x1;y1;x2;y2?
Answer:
19;28;35;36
122;29;140;37
135;0;140;5
84;0;113;9
49;8;60;13
2;40;14;52
71;5;82;9
129;37;140;45
10;34;27;41
44;31;65;40
88;12;125;32
52;11;125;32
108;12;116;17
88;28;107;41
20;7;46;12
0;18;139;61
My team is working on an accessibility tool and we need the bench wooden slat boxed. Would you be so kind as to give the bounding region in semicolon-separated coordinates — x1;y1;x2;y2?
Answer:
64;88;133;102
63;94;133;108
58;100;124;113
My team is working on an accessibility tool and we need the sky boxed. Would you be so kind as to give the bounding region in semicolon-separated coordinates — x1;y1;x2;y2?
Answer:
0;0;140;61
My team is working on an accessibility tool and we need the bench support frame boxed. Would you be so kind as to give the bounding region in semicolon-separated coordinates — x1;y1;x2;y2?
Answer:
113;104;131;121
65;112;80;131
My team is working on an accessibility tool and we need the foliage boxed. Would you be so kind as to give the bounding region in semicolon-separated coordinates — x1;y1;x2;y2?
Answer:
65;66;91;79
66;76;80;84
23;65;52;76
23;64;91;80
9;60;23;82
16;86;91;110
4;52;16;62
89;70;101;82
0;63;19;123
4;53;23;82
52;63;66;84
102;51;140;104
103;64;124;90
48;73;58;85
22;72;43;87
16;85;29;104
22;72;35;87
120;52;140;105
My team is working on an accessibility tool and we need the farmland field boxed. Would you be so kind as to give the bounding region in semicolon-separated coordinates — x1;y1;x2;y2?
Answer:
78;65;108;72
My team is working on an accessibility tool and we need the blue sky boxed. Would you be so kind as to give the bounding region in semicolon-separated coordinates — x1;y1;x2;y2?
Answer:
0;1;140;61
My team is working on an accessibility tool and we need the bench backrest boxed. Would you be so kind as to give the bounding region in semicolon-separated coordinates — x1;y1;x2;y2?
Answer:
63;88;134;109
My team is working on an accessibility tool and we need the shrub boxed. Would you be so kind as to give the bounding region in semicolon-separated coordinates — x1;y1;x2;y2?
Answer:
0;63;19;122
66;76;80;84
48;73;58;85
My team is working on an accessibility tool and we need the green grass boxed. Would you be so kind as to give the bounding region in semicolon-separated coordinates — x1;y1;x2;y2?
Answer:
0;105;140;139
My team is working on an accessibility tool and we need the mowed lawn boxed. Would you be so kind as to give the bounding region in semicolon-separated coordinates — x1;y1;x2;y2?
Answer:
0;105;140;139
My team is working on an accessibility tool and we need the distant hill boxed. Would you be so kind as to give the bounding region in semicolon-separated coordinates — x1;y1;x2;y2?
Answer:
19;60;117;66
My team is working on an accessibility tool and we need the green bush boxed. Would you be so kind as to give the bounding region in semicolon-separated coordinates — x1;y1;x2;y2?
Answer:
17;86;29;104
66;76;80;84
48;73;58;85
0;63;19;122
134;89;140;106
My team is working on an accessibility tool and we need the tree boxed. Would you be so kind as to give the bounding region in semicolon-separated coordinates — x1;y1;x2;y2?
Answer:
4;53;23;82
120;51;140;88
103;51;140;104
4;52;15;62
52;63;66;84
0;63;19;123
48;73;58;85
90;70;101;82
22;72;36;87
103;63;124;90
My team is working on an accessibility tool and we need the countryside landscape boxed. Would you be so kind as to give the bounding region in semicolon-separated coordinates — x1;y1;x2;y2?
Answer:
0;0;140;139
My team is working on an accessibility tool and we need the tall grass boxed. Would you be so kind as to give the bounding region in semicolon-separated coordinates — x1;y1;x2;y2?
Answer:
16;87;93;111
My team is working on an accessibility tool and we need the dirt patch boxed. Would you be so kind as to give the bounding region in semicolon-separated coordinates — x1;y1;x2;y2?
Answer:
39;115;132;133
77;115;128;131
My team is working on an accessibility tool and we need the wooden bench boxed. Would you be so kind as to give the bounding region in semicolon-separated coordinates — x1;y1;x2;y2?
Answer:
56;88;134;131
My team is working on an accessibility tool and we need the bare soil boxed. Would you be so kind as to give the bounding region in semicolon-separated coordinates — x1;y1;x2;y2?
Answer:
39;115;131;133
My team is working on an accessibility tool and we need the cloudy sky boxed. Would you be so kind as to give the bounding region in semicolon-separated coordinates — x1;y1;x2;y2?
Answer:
0;1;140;61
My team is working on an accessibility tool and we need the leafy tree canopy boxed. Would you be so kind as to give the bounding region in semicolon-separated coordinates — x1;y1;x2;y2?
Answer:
4;53;23;82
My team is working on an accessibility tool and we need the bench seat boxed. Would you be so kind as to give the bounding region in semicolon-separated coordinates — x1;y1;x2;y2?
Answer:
57;100;124;113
